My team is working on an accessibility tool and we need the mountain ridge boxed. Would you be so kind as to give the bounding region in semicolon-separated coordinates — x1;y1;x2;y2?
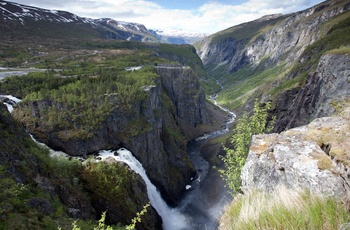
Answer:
0;0;159;42
0;0;206;44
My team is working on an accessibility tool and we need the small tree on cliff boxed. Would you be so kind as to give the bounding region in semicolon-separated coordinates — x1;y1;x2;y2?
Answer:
220;99;273;193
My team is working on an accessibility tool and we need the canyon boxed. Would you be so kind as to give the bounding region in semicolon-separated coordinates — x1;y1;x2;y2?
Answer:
0;0;350;229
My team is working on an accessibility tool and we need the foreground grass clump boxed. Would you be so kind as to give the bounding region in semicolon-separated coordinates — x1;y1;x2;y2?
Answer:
219;187;350;230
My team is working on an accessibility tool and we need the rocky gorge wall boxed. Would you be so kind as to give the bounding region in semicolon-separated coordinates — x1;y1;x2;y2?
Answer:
197;0;350;75
274;53;350;132
0;102;162;229
13;66;210;206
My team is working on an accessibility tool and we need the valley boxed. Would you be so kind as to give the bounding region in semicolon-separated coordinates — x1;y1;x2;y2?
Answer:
0;0;350;229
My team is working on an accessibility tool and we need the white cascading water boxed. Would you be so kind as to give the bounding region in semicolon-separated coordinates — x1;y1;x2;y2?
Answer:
97;149;188;230
1;95;22;113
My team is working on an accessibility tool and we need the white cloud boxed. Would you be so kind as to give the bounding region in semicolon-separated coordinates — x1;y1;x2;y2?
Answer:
11;0;323;34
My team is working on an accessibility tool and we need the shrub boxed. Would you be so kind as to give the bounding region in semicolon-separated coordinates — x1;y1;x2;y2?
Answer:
220;99;273;192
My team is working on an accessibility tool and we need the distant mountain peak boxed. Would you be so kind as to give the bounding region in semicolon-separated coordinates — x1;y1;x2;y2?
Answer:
155;28;208;38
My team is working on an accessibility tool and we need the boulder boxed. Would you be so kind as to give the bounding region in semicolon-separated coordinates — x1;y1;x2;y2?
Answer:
241;116;350;199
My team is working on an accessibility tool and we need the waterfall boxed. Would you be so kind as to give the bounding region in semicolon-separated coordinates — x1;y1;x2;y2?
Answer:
97;149;188;230
1;95;188;229
1;94;234;229
1;95;22;113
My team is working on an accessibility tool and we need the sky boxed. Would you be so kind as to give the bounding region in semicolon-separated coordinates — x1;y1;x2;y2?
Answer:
9;0;325;34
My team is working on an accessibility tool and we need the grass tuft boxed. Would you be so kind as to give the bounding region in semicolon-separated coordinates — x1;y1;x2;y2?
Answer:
219;187;350;230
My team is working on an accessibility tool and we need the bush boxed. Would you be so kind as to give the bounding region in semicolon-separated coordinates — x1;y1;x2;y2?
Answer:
220;99;273;192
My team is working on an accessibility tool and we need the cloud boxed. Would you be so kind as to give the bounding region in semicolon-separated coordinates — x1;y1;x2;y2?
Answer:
11;0;323;34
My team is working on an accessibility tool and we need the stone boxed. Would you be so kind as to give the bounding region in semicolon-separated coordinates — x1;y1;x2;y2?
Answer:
241;116;350;199
27;197;54;215
274;54;350;132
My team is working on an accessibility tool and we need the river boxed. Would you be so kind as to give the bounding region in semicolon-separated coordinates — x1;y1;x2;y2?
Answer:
176;94;235;230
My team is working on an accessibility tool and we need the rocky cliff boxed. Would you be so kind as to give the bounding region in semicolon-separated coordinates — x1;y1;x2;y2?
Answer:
241;114;350;199
195;0;350;122
13;65;210;206
0;102;162;229
274;53;350;131
197;0;349;75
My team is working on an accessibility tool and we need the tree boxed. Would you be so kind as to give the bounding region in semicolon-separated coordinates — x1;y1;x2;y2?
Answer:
220;99;273;193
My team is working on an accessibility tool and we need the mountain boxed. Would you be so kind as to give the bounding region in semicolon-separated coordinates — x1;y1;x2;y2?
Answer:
151;29;207;44
195;0;350;131
0;0;159;42
0;0;224;226
194;1;350;228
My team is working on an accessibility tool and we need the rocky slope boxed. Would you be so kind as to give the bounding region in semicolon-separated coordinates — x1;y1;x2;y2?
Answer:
273;53;350;132
197;0;349;75
195;0;350;129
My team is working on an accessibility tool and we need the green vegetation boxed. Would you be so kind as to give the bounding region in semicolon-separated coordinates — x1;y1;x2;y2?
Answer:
326;46;350;55
0;39;208;140
219;187;350;230
0;133;84;229
126;203;151;230
217;63;286;110
208;15;286;45
81;161;136;206
220;100;273;192
198;9;350;114
0;103;153;229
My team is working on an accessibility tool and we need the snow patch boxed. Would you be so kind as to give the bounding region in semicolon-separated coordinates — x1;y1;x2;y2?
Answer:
155;28;208;38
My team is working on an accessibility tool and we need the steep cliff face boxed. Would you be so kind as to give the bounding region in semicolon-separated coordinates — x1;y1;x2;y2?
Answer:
274;53;350;132
156;66;210;127
197;0;349;75
14;66;209;205
0;103;162;229
195;0;350;133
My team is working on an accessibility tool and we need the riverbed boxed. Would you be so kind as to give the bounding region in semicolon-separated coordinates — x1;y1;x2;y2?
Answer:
176;96;235;229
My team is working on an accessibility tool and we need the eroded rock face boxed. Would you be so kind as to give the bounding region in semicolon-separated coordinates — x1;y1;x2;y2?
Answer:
241;116;350;198
156;66;209;127
198;1;349;74
274;54;350;132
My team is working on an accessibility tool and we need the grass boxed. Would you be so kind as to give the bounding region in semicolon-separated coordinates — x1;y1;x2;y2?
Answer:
219;187;350;230
326;46;350;55
209;15;286;45
216;63;286;111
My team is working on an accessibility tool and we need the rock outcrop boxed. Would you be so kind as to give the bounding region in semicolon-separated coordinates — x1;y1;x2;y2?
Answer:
241;116;350;199
274;53;350;132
